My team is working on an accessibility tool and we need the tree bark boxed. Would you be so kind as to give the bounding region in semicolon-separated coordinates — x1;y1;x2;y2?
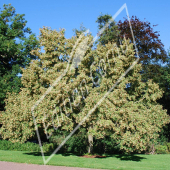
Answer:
88;126;93;154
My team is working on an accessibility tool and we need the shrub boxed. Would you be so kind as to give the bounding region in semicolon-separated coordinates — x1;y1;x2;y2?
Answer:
66;131;88;155
42;143;54;153
49;129;88;155
93;136;121;154
0;139;40;152
156;127;169;145
155;145;168;154
166;142;170;152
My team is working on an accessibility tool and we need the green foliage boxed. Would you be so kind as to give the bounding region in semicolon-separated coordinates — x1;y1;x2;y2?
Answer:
155;145;168;154
156;64;170;142
66;129;88;155
73;23;88;37
93;136;121;154
157;65;170;100
50;131;121;155
156;126;169;145
0;139;40;152
0;65;22;108
67;136;87;155
166;143;170;152
50;129;88;155
42;143;54;153
96;14;119;45
0;4;39;110
0;139;56;153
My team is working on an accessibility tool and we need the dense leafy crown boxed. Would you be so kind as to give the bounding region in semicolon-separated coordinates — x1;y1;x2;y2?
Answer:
0;26;169;153
0;4;39;110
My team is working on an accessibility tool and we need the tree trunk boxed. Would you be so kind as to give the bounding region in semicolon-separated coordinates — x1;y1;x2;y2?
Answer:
88;126;93;154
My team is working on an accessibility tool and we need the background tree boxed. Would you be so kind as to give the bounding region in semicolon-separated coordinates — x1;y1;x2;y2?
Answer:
156;49;170;142
117;16;168;81
96;14;119;45
96;14;168;80
0;27;169;154
0;4;39;110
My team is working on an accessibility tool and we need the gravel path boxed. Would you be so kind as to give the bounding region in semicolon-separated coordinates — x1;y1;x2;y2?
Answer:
0;161;105;170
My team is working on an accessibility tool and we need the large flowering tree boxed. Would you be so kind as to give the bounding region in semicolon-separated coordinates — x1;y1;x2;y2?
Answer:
0;27;169;154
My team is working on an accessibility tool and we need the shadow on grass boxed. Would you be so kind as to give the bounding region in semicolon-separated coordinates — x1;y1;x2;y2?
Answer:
114;154;146;162
23;152;51;156
23;152;146;162
61;152;78;156
23;152;78;157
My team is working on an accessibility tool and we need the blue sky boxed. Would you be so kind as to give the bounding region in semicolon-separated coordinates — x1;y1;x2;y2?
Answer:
1;0;170;51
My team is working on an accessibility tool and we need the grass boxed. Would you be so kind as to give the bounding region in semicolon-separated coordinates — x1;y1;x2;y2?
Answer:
0;150;170;170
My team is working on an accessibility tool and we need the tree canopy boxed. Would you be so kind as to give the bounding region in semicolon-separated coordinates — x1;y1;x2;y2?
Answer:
0;4;39;110
96;14;119;45
0;27;169;153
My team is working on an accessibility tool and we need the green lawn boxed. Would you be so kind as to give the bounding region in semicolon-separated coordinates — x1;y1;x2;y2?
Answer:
0;150;170;170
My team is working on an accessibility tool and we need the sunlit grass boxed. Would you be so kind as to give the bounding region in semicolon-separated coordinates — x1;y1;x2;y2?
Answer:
0;150;170;170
